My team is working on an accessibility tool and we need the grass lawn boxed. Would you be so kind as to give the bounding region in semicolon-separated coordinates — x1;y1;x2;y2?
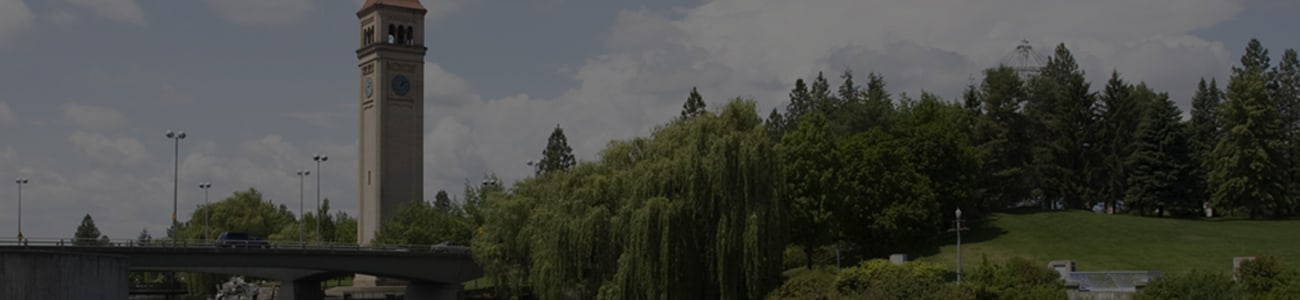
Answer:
463;276;495;291
916;210;1300;274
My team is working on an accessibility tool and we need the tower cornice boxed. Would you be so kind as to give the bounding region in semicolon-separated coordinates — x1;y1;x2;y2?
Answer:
356;44;429;59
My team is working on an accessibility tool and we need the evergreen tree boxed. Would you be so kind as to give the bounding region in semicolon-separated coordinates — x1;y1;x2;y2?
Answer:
784;78;813;128
74;214;106;246
434;190;452;212
680;87;707;119
1097;71;1142;213
765;107;787;145
963;83;982;116
537;125;577;175
1123;84;1194;216
833;69;861;132
855;72;895;131
810;71;834;114
1211;39;1287;219
1026;44;1099;209
837;69;858;105
864;73;892;108
972;66;1032;209
961;83;983;145
1273;49;1300;216
1189;78;1224;215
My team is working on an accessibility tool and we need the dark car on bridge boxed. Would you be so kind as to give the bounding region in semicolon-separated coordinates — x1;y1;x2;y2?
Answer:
215;232;271;249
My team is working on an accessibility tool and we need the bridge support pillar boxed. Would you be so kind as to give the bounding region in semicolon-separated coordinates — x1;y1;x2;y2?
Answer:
406;281;463;300
276;279;322;300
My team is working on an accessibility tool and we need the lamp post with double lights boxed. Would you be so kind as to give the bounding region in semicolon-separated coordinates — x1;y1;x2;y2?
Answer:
312;154;327;243
198;182;212;240
16;178;28;240
296;169;311;244
165;130;186;243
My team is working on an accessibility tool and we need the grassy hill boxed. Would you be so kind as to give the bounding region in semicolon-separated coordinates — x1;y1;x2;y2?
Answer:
917;210;1300;274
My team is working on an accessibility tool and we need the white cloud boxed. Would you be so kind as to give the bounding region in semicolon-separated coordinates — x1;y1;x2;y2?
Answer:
0;102;16;126
0;0;35;46
86;67;195;104
424;63;481;107
62;103;127;130
63;0;146;25
183;136;360;220
68;131;152;167
287;111;347;129
206;0;314;26
408;0;1248;194
424;116;488;190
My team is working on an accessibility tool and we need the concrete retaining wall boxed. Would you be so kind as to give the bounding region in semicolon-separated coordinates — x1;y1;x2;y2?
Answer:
0;250;128;300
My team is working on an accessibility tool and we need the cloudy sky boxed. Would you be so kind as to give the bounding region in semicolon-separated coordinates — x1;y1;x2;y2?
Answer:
1;0;1298;240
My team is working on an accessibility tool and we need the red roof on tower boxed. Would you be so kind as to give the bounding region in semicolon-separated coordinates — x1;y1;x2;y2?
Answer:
359;0;426;12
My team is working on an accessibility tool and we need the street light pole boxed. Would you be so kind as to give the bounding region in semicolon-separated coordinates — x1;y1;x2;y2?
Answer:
199;182;212;240
165;130;186;244
296;170;311;244
955;208;965;284
313;154;327;243
16;178;28;240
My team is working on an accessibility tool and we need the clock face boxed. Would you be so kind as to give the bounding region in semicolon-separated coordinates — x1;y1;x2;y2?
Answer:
392;75;411;96
364;78;374;98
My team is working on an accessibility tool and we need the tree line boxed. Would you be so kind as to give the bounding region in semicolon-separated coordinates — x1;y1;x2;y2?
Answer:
94;38;1289;298
441;38;1300;298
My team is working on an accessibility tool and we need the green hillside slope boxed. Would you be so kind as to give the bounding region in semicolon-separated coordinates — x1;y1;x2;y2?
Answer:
919;211;1300;274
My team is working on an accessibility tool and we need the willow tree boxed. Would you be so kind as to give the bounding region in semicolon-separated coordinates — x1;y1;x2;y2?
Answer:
597;99;785;299
475;99;785;299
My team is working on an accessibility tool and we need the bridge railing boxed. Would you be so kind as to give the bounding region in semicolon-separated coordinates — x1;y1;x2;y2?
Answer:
0;237;471;256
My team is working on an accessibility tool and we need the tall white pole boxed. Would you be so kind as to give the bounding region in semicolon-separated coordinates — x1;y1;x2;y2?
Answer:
313;155;327;243
204;185;209;240
296;170;310;244
956;208;963;284
199;183;211;240
165;130;185;244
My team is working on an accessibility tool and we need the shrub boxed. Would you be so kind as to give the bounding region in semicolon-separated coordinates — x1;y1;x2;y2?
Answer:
835;259;946;299
768;267;841;300
783;244;848;271
1134;269;1237;300
1261;277;1300;300
962;256;1066;300
1237;256;1293;296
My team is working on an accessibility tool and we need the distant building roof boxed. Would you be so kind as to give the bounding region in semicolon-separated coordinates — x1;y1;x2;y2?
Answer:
359;0;426;12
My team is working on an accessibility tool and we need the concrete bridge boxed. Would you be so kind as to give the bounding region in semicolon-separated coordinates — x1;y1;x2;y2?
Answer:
0;238;482;300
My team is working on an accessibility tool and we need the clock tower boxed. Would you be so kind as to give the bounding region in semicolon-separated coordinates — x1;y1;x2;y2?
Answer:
356;0;425;248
